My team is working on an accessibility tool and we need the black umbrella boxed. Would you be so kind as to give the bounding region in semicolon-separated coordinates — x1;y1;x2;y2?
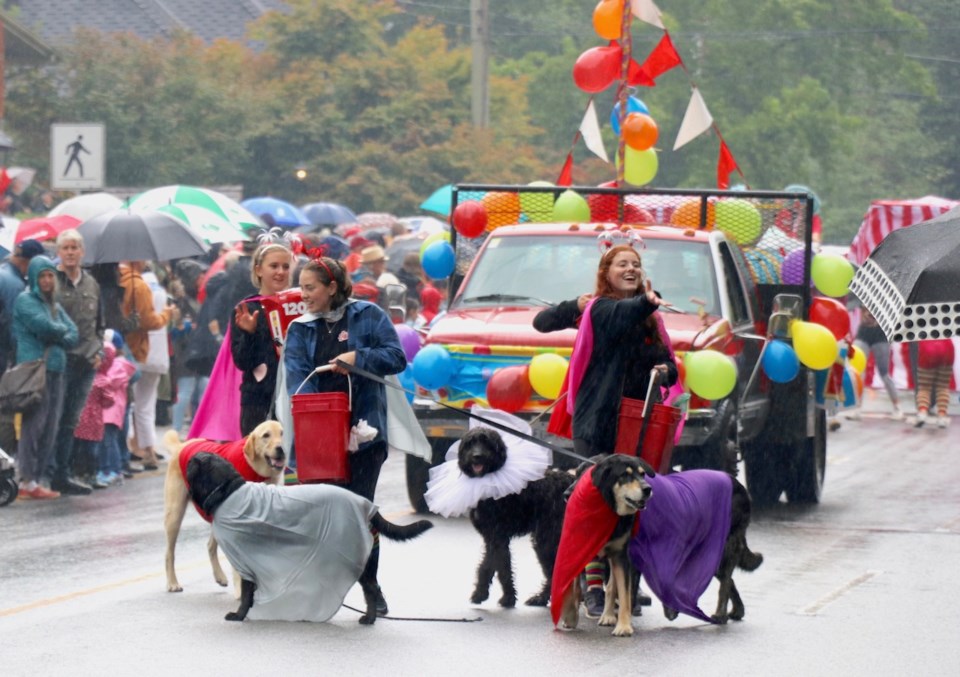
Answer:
78;209;209;264
849;206;960;342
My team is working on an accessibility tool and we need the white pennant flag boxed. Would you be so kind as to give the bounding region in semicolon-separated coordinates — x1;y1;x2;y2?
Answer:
631;0;665;30
579;99;609;163
673;86;714;150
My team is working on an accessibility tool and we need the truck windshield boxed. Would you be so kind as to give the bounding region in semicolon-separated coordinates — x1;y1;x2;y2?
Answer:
457;234;719;314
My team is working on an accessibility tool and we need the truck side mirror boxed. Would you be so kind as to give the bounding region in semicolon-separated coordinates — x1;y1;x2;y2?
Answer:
768;293;802;339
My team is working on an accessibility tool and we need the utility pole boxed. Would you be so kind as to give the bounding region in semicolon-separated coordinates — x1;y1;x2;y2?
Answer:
470;0;489;128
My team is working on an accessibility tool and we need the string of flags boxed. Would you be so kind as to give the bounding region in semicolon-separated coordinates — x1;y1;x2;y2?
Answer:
559;0;746;190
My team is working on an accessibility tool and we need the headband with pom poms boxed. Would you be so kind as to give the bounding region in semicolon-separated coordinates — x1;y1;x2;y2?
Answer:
256;227;303;255
597;228;645;255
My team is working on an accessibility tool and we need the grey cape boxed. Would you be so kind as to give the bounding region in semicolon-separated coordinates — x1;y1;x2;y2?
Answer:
212;482;377;622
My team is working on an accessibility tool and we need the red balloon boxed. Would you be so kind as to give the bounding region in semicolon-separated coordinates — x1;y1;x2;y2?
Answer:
586;193;656;224
486;366;533;413
809;297;851;341
624;204;655;224
452;200;488;238
572;45;621;93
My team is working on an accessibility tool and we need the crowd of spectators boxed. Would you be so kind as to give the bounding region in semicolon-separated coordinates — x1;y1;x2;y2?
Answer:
5;218;448;501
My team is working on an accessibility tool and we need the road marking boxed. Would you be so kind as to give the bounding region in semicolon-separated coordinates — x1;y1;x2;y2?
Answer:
797;569;883;616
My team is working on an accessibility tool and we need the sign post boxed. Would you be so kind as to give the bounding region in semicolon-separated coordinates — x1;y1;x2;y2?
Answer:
50;123;105;191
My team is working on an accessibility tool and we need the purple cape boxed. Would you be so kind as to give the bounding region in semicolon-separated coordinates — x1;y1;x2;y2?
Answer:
628;470;732;623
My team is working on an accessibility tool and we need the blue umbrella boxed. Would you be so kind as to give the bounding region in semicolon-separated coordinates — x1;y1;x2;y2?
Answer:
315;235;351;260
419;184;455;216
301;201;358;227
240;196;310;228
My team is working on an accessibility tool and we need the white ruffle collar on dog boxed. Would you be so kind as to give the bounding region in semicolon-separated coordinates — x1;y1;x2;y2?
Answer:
423;407;552;518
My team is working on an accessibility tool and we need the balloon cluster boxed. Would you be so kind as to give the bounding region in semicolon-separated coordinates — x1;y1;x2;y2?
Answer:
611;96;660;186
487;353;568;412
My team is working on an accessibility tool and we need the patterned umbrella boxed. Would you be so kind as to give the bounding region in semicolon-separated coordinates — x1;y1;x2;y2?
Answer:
420;184;454;216
241;196;310;229
154;204;249;244
850;206;960;342
127;185;263;233
78;209;209;264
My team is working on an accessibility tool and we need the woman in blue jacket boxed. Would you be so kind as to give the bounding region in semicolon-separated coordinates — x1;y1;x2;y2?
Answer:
284;256;405;615
14;256;78;500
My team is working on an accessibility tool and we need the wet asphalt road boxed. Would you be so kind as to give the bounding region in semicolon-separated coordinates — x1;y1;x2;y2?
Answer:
3;390;960;676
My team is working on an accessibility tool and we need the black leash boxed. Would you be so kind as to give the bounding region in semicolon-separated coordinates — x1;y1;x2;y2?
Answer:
341;604;483;623
336;360;595;466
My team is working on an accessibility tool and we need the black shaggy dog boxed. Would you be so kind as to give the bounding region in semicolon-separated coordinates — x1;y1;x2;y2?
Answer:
460;426;575;608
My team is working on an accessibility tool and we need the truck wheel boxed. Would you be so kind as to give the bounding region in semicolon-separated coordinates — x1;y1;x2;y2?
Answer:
405;437;454;514
0;476;17;506
742;443;784;508
785;409;826;504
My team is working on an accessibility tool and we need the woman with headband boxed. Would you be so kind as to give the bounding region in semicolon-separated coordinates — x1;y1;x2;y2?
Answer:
231;241;295;435
283;255;406;616
533;236;678;619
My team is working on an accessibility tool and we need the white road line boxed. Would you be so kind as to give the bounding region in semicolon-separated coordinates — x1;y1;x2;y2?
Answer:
797;569;883;616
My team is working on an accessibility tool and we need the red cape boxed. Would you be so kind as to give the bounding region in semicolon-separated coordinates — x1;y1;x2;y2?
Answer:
179;438;265;522
550;466;637;625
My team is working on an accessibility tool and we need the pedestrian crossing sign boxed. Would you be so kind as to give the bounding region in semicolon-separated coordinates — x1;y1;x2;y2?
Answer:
50;123;106;191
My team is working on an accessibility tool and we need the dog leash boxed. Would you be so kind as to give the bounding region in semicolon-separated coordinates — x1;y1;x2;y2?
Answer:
334;360;596;466
340;604;483;623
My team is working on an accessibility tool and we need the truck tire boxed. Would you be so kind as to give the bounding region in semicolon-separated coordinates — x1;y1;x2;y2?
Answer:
700;399;738;474
405;437;454;514
742;442;785;508
785;409;826;504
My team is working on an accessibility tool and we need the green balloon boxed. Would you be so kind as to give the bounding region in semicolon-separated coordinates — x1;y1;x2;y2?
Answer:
519;181;555;223
551;190;591;223
684;350;737;400
811;253;855;298
621;147;658;186
715;199;762;245
420;230;451;258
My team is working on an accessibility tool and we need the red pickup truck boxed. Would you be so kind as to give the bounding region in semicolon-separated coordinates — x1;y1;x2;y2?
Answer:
407;185;824;511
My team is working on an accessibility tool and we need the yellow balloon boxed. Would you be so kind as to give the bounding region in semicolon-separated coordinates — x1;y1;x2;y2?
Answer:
791;320;839;370
528;353;568;400
849;345;867;374
420;230;451;258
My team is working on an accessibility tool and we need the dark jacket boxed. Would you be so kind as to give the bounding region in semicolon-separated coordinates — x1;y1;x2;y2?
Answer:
284;301;406;450
534;295;677;453
56;267;104;366
230;294;278;410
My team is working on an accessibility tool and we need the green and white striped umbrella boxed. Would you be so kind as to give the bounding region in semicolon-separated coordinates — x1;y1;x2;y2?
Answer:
127;185;263;234
154;204;250;244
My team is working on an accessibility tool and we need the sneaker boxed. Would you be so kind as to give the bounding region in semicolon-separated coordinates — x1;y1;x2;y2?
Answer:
17;487;34;500
30;485;61;499
890;409;905;421
374;587;389;617
915;410;928;428
844;410;862;421
51;477;93;496
583;587;605;619
937;415;949;429
87;474;109;490
96;471;114;487
124;462;144;474
828;419;841;432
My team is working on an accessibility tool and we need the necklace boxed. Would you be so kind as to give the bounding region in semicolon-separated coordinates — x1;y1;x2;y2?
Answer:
324;319;337;334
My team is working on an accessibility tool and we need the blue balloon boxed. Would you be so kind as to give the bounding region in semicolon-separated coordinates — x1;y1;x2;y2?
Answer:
399;365;416;403
610;96;650;136
421;241;456;279
412;344;454;390
762;340;800;383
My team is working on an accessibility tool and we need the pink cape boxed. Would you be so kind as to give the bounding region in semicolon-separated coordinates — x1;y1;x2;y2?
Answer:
188;323;243;442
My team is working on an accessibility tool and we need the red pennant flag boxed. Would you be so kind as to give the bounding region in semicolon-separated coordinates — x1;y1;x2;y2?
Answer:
556;153;574;186
627;58;655;87
717;140;739;189
639;33;682;82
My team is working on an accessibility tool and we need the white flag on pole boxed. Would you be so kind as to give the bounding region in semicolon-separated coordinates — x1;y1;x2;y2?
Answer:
631;0;665;30
580;99;609;163
673;87;714;150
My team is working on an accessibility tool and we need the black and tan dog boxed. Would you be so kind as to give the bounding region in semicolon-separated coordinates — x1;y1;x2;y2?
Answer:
553;454;654;637
459;427;575;607
186;452;432;625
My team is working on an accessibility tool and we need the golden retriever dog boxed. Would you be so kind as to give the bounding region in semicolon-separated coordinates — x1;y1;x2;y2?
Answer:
163;421;286;593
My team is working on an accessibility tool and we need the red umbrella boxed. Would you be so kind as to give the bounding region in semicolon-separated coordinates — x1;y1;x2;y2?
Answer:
15;214;82;244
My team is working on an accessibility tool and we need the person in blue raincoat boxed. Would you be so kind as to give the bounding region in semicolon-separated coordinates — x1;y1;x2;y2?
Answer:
13;256;78;500
283;255;405;616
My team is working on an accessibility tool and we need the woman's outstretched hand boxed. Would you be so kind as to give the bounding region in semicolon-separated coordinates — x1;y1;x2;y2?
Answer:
644;279;672;308
234;302;260;334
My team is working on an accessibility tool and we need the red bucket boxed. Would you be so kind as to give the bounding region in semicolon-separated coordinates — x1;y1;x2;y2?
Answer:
292;392;351;483
614;397;682;473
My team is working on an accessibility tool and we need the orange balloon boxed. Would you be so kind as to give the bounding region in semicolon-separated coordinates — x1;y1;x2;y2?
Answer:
593;0;623;41
623;113;659;151
481;191;521;231
670;198;716;230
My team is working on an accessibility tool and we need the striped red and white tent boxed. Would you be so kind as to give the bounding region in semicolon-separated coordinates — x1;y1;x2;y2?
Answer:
848;196;959;265
848;196;960;393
